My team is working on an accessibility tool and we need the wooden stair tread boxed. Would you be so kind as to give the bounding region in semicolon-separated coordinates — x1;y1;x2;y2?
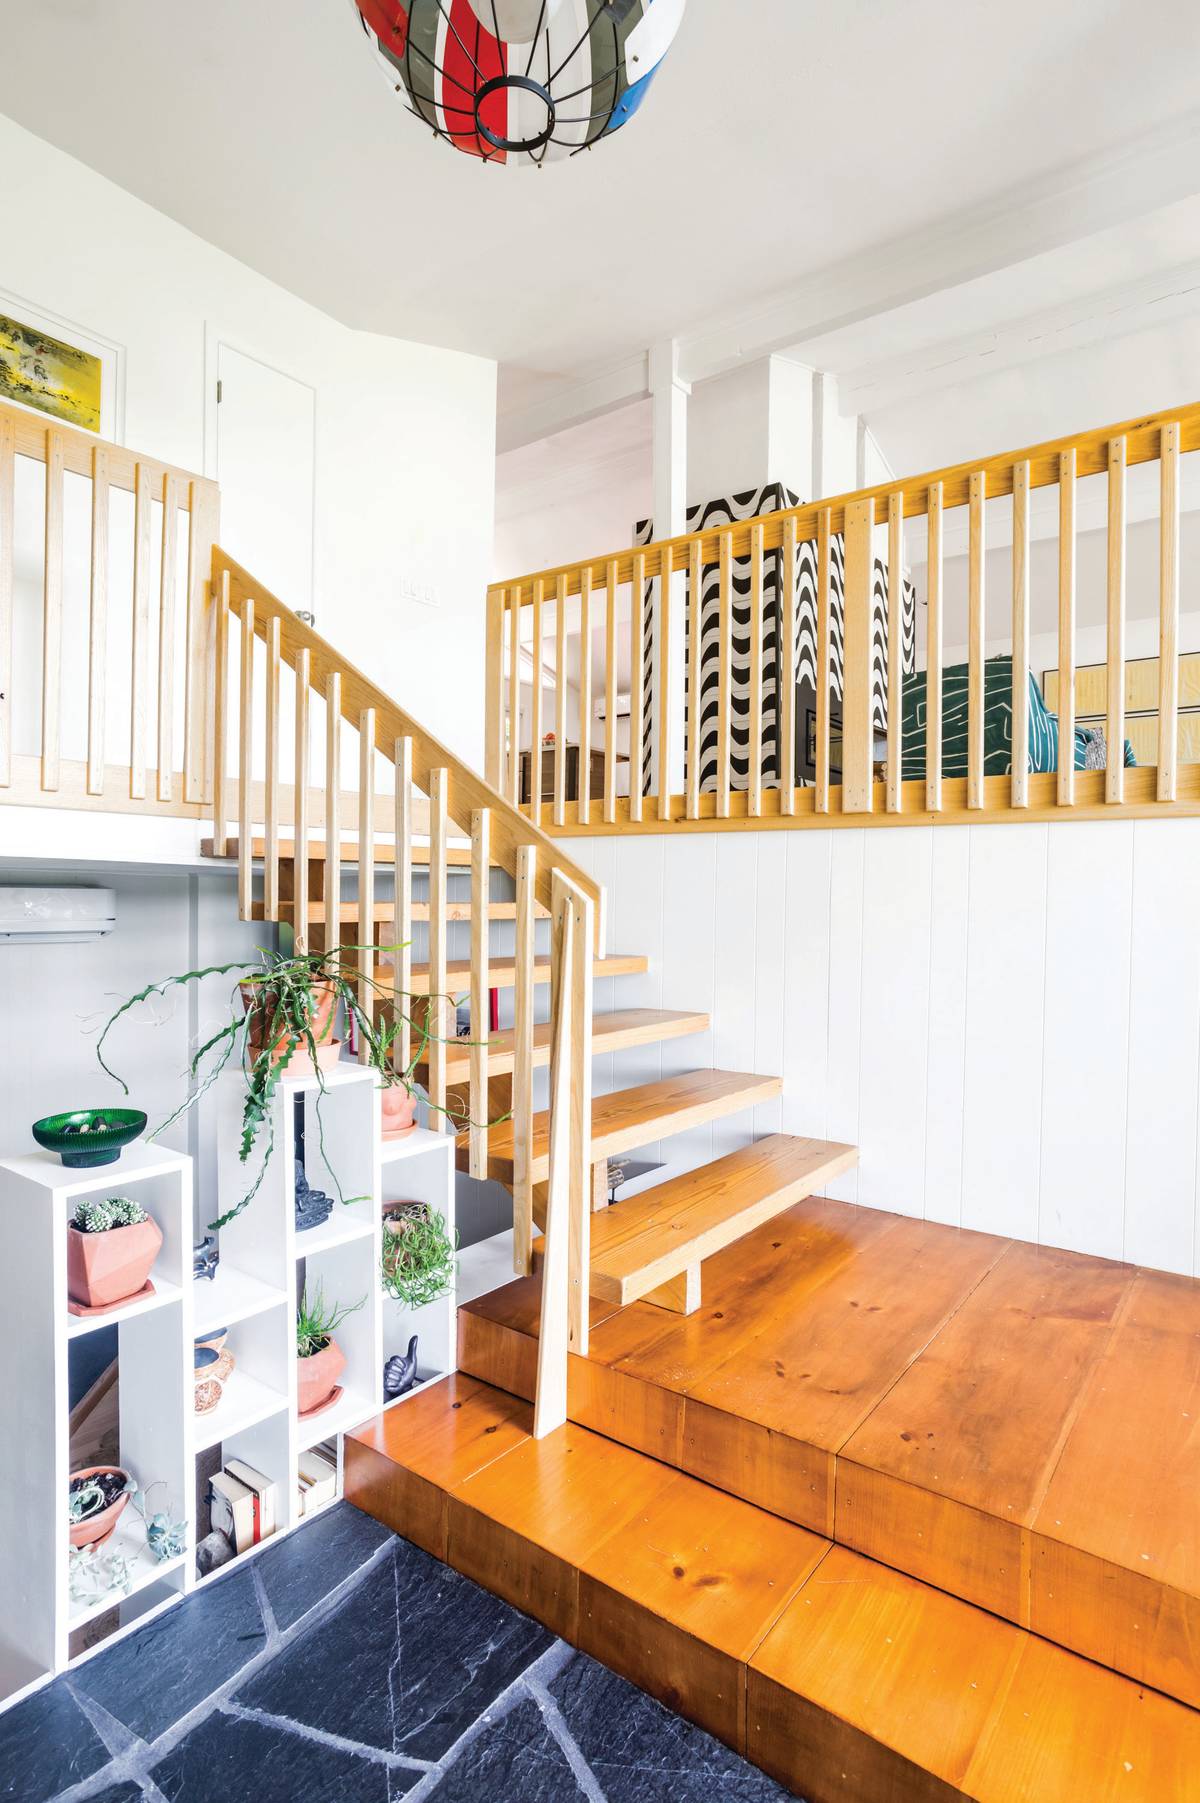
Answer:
254;899;542;924
586;1133;858;1304
377;952;648;995
458;1069;783;1183
203;835;473;867
457;1197;1200;1715
347;1377;1200;1800
417;1008;709;1085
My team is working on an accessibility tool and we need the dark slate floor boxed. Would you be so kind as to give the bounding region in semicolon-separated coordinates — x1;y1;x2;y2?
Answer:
2;1503;795;1802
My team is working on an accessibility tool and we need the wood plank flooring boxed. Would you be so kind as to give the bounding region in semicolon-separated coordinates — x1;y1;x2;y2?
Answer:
458;1193;1200;1711
347;1375;1200;1802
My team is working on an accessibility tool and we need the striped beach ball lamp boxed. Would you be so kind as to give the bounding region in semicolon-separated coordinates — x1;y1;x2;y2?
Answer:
354;0;686;165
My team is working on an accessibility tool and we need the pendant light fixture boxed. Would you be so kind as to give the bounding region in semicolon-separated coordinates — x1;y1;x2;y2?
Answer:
353;0;686;166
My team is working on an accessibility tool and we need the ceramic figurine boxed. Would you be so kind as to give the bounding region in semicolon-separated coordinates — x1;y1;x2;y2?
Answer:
383;1334;419;1400
193;1235;220;1282
294;1158;334;1232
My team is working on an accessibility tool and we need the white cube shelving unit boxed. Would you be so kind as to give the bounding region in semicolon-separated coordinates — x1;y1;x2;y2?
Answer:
0;1059;459;1712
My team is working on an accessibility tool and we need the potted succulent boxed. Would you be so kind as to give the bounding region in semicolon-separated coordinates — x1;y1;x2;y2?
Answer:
95;944;472;1228
296;1281;365;1418
67;1195;163;1312
69;1466;133;1549
380;1202;457;1309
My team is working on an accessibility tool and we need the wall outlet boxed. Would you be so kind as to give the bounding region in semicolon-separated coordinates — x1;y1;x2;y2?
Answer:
399;575;438;608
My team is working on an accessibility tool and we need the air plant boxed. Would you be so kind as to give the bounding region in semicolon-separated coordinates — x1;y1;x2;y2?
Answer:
380;1204;457;1310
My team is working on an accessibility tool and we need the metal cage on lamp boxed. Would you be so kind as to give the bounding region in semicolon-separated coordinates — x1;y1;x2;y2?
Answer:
353;0;685;166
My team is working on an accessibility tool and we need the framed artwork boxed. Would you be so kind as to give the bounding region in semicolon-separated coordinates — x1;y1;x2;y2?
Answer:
0;294;123;438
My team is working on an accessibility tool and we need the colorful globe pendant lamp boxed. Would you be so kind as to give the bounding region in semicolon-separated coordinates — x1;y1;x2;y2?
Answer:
354;0;686;165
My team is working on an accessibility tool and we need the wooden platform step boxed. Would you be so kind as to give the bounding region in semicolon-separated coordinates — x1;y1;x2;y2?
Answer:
457;1198;1200;1715
346;1376;1200;1801
416;1008;709;1086
585;1134;858;1306
457;1068;783;1184
375;951;648;996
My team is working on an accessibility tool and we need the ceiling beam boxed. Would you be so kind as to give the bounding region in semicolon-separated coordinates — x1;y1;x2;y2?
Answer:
497;352;649;454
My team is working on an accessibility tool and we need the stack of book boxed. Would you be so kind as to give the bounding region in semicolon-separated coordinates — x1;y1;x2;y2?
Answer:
209;1459;277;1554
297;1447;337;1515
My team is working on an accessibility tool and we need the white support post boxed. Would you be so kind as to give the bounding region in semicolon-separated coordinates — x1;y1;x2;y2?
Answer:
649;339;689;805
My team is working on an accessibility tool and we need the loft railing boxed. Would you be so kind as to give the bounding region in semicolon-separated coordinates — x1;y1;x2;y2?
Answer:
486;400;1200;832
0;394;591;1439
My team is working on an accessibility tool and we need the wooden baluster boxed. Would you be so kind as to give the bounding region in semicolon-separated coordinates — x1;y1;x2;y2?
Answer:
157;473;178;802
183;481;219;805
87;447;110;796
686;537;703;819
886;493;904;814
130;460;151;800
577;567;592;827
604;558;618;825
428;767;449;1133
0;414;13;788
554;574;567;826
507;590;522;808
968;472;986;810
1159;422;1180;802
1011;463;1030;810
842;498;875;814
717;531;733;818
657;545;674;823
748;522;764;817
358;708;376;1054
534;870;573;1439
529;578;544;826
926;483;943;813
263;614;281;919
1058;449;1076;808
815;508;832;814
293;648;311;951
1107;436;1127;806
485;587;505;791
469;808;491;1178
780;516;798;815
393;735;414;1078
629;551;645;822
42;429;65;794
567;878;593;1356
211;571;230;855
325;672;342;940
237;597;256;921
512;844;536;1277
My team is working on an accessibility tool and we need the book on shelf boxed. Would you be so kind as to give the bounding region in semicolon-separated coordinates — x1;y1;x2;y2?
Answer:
297;1448;337;1515
224;1458;278;1541
209;1463;276;1554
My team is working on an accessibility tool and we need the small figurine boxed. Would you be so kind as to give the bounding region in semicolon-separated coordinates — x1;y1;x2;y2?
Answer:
193;1235;220;1282
383;1334;419;1401
294;1158;334;1232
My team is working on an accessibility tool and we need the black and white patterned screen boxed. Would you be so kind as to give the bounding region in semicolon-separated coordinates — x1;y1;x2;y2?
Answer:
634;485;916;793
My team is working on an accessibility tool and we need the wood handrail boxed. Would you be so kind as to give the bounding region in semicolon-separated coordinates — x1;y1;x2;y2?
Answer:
491;396;1200;600
213;549;602;934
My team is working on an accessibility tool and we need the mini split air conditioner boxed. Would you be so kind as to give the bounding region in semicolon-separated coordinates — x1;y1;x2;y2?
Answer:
0;887;117;944
594;695;632;723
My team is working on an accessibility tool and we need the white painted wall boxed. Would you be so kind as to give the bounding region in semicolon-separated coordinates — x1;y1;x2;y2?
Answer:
570;819;1200;1278
0;111;496;771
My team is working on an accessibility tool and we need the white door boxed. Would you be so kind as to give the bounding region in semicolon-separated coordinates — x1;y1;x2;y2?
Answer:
215;343;315;613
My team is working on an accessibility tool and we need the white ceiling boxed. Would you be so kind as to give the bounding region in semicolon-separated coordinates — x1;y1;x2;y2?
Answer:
6;0;1200;383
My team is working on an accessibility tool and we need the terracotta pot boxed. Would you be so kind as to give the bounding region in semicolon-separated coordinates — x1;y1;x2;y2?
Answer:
69;1465;131;1549
381;1087;418;1140
275;1037;344;1080
297;1338;346;1417
67;1216;163;1311
240;977;339;1066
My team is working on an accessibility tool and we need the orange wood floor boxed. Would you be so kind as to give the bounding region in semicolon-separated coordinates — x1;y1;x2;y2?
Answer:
455;1195;1200;1714
346;1374;1200;1802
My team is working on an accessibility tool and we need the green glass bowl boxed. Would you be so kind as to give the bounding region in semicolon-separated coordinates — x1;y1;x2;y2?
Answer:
32;1108;148;1168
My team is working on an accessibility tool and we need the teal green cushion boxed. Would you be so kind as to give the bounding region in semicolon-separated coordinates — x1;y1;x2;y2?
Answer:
899;657;1135;777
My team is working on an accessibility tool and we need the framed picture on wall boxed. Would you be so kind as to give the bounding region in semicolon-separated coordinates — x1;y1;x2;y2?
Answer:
0;290;124;439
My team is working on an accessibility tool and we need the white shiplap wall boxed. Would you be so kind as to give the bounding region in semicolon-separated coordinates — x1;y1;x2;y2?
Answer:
570;818;1200;1278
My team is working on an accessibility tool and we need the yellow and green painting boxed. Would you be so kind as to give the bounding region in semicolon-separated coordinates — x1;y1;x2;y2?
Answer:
0;312;101;431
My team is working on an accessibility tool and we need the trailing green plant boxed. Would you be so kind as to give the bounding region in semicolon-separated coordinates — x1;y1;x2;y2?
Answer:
94;943;495;1230
72;1196;149;1233
380;1206;457;1310
296;1280;365;1358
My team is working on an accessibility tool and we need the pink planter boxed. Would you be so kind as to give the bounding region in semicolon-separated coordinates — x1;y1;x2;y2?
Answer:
381;1087;418;1140
297;1338;346;1417
67;1217;163;1311
69;1465;131;1549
